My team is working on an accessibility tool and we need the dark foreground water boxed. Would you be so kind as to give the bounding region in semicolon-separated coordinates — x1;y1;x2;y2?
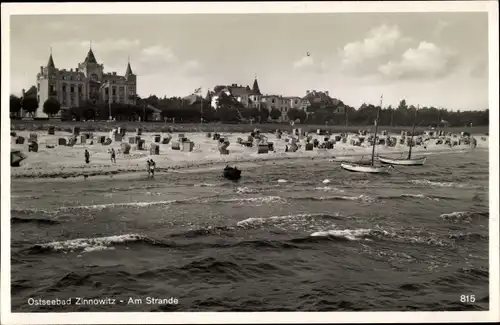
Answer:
10;150;490;312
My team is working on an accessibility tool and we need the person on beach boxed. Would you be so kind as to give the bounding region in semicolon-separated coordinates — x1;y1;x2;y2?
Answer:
110;148;116;163
149;159;156;177
84;149;90;164
146;159;151;177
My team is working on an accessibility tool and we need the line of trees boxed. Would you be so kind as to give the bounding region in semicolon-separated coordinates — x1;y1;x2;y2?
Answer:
10;92;489;127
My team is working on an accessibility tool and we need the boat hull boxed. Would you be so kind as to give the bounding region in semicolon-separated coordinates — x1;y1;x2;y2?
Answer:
223;168;241;180
340;162;391;174
378;156;427;166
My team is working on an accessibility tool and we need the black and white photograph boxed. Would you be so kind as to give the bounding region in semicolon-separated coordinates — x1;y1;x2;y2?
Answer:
1;2;499;324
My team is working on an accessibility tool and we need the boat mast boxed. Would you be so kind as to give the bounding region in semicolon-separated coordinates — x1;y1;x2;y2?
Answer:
407;105;419;160
371;95;382;166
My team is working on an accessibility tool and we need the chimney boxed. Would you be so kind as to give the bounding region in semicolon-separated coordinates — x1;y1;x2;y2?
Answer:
113;72;117;76
232;83;237;87
306;90;310;95
325;91;329;96
22;89;26;97
70;68;73;72
40;66;43;74
75;68;79;72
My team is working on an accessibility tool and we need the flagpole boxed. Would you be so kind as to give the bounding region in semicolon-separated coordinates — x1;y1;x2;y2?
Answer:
200;87;203;124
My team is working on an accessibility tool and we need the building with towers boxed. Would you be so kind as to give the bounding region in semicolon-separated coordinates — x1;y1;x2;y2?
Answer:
34;46;137;118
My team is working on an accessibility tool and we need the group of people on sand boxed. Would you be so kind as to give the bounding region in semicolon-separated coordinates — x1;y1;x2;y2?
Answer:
83;148;155;177
83;148;116;164
146;159;156;177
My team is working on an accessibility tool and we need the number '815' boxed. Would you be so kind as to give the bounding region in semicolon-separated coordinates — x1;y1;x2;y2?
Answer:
460;295;475;303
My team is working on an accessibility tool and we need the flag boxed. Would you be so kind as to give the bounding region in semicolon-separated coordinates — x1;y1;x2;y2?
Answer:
99;81;110;90
194;87;202;94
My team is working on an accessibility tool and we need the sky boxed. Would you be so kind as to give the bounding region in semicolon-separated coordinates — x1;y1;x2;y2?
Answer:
9;12;489;111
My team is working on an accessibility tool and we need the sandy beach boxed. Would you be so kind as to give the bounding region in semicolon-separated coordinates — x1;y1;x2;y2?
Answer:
10;129;488;179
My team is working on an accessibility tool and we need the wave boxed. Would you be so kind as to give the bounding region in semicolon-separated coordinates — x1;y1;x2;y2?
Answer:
11;199;193;214
194;183;222;188
295;195;376;203
448;232;488;242
309;227;451;247
137;256;295;282
28;234;147;254
377;193;457;202
277;179;288;183
310;228;393;241
433;267;489;287
12;194;289;214
210;196;286;205
440;211;489;222
314;186;345;192
236;187;259;194
170;226;237;238
11;195;40;199
237;213;342;228
410;179;470;188
11;216;59;225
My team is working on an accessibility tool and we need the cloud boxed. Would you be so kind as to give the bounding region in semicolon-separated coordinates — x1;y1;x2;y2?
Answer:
339;24;408;71
139;45;177;63
434;20;450;38
378;41;458;79
293;56;314;69
54;38;141;54
293;55;328;74
469;59;487;78
182;59;203;75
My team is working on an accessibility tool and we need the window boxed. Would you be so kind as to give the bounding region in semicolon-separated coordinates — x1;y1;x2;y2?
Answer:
105;88;109;95
62;83;66;93
78;84;83;93
37;95;40;102
112;87;116;96
37;83;40;91
70;84;75;93
272;99;275;103
295;100;298;104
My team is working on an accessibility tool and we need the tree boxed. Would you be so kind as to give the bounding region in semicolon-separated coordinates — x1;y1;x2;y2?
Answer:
287;108;307;123
43;98;61;117
10;95;22;117
259;106;270;123
270;108;282;121
22;96;39;117
397;99;408;110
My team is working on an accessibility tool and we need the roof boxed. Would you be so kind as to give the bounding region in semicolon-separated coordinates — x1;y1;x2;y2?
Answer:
125;62;133;76
302;91;334;104
228;86;253;98
252;78;261;95
182;94;202;105
47;54;55;68
84;49;98;64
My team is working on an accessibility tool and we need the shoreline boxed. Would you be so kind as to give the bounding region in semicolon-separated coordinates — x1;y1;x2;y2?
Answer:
11;145;485;181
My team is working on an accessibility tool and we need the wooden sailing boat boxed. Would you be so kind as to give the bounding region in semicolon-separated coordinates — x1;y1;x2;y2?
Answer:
341;96;392;174
378;105;427;166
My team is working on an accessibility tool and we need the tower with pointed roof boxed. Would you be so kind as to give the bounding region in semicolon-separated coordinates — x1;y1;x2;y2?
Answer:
252;77;261;95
